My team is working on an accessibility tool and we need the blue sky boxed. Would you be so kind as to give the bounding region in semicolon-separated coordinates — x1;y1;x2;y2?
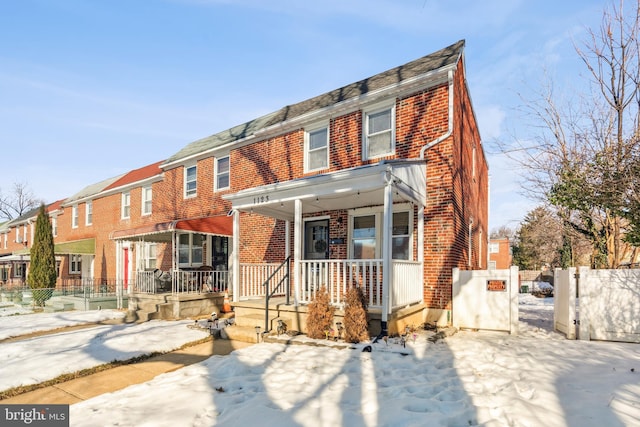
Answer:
0;0;612;230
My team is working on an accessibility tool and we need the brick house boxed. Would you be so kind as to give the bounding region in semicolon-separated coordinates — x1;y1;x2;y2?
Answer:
489;238;512;269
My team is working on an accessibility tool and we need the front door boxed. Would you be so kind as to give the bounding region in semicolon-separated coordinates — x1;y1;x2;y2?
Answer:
303;219;329;291
304;219;329;260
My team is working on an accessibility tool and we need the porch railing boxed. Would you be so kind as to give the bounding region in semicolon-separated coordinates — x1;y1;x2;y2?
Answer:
133;270;229;295
299;259;423;309
391;260;423;308
240;263;287;299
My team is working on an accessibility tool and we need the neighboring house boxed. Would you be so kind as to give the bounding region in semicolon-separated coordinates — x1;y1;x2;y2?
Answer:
0;40;489;335
489;238;512;269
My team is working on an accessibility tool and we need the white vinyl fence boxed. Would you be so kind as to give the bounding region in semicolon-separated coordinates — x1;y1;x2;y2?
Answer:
452;266;519;334
554;267;640;342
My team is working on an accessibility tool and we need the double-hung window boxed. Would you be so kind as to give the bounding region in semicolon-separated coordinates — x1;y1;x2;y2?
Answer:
121;192;131;219
72;205;79;228
142;185;152;215
350;205;412;260
363;104;395;159
305;125;329;172
52;217;58;237
215;156;230;191
85;201;93;226
178;233;204;266
185;165;197;198
144;243;157;269
70;254;82;274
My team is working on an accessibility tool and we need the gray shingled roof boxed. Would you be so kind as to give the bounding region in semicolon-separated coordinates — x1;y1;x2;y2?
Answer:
63;173;127;205
165;39;464;165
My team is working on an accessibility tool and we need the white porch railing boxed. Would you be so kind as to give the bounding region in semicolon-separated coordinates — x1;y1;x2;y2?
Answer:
240;263;287;298
133;270;229;295
391;260;423;308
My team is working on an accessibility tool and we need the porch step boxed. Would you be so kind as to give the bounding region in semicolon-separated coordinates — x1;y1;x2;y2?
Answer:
132;310;160;322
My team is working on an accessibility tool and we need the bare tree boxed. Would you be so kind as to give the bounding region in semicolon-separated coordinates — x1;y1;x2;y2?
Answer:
0;182;43;221
499;0;640;268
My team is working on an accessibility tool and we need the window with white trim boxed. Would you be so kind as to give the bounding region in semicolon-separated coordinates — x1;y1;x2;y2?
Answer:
185;165;197;198
3;232;7;249
70;254;82;274
52;216;57;237
349;205;412;260
144;243;157;269
72;205;79;228
142;185;152;215
121;191;131;219
178;233;204;266
363;104;395;159
85;201;93;225
304;125;329;172
215;156;230;191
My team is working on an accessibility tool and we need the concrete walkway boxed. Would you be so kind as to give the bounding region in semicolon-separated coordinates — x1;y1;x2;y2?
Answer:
2;337;253;405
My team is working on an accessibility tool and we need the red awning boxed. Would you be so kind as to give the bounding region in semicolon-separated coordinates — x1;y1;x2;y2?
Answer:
110;215;232;240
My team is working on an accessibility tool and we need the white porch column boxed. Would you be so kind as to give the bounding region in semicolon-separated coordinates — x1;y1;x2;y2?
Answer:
293;199;302;306
381;172;393;335
231;210;240;302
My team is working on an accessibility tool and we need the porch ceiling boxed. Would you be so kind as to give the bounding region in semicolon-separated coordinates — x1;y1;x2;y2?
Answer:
224;160;426;221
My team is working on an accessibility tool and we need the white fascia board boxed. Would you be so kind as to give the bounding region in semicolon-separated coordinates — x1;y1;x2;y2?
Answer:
224;164;389;210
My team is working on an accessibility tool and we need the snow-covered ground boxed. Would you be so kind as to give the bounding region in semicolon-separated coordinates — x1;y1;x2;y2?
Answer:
1;296;639;426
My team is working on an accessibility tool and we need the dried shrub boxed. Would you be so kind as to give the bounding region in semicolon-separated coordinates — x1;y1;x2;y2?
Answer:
306;287;334;339
343;286;369;343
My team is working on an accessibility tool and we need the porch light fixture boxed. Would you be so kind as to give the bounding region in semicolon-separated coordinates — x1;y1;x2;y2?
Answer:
255;325;261;342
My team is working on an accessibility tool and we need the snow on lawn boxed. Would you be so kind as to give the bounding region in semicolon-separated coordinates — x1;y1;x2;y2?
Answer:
0;318;209;391
2;297;639;426
0;308;126;340
63;295;639;427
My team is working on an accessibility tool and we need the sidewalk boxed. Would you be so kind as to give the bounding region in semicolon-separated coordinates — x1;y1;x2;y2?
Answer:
2;337;253;405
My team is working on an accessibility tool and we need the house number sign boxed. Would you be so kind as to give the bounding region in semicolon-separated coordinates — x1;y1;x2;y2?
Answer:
252;195;270;204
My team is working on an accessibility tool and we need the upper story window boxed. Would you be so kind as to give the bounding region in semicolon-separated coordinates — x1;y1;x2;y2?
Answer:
363;104;395;160
304;125;329;172
3;232;7;249
72;205;79;229
142;185;152;216
185;165;197;198
215;156;230;191
85;201;93;226
489;242;499;254
121;191;131;219
52;216;58;237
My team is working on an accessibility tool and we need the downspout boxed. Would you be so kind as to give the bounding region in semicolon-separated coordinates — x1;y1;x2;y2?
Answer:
418;68;454;325
419;69;454;159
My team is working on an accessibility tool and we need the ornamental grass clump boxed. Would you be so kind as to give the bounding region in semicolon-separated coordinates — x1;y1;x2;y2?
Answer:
306;287;334;339
343;286;369;343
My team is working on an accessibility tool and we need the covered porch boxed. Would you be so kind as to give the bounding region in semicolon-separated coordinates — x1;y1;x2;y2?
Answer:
225;160;427;334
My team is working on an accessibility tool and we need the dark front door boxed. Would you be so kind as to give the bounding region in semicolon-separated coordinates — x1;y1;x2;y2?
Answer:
304;219;329;260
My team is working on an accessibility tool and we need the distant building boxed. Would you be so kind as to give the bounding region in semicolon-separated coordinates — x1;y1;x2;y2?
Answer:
489;238;511;269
